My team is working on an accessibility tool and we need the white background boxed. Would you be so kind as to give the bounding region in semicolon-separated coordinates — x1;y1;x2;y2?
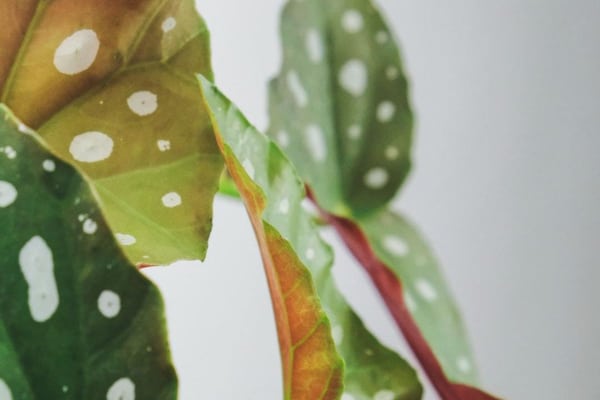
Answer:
146;1;600;399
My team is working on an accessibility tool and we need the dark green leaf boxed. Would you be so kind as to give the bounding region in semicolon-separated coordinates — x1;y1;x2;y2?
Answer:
0;106;176;399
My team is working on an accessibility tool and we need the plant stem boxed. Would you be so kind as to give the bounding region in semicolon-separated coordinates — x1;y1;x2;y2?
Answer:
307;190;499;400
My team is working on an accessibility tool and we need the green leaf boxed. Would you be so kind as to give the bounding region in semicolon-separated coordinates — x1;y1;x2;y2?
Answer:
268;0;413;216
0;0;223;265
0;106;176;399
201;77;422;400
266;1;497;397
359;209;479;386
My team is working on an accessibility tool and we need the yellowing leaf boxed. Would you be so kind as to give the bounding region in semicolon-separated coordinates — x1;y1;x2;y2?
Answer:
0;0;223;265
268;0;413;216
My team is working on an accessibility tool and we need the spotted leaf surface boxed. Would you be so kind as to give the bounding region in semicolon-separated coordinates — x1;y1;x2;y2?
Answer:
201;78;422;400
0;107;176;400
359;209;479;386
268;0;412;216
0;0;222;264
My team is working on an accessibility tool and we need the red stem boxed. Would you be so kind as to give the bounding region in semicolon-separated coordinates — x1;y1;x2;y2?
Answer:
309;191;499;400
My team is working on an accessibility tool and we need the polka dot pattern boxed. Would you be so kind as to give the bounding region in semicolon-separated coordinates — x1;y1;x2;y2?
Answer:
0;109;177;399
1;0;223;267
268;0;414;214
203;78;421;400
361;209;480;385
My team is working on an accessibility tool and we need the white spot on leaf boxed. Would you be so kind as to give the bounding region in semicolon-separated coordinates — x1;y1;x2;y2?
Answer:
127;91;158;116
107;378;135;400
162;17;177;33
339;59;368;97
287;70;308;107
0;181;17;208
279;198;290;214
277;130;290;148
386;66;399;80
415;279;438;302
82;218;98;235
385;146;399;160
374;390;396;400
157;140;171;152
305;124;327;162
347;124;362;139
69;131;114;163
383;235;409;257
98;290;121;319
53;29;100;75
162;192;182;208
42;159;56;172
364;167;389;189
116;233;136;246
19;236;59;323
457;356;472;374
305;29;324;63
1;146;16;159
341;9;364;33
0;379;12;400
377;101;396;123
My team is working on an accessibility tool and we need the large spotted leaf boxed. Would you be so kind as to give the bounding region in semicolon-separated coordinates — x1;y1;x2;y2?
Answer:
201;77;422;400
0;106;176;399
0;0;222;265
359;210;479;386
268;0;412;216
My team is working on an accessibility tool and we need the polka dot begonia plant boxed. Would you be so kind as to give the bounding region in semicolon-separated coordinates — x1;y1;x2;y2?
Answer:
0;0;500;399
266;0;500;399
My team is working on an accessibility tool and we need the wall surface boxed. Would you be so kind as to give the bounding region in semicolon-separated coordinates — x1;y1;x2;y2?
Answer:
146;1;600;399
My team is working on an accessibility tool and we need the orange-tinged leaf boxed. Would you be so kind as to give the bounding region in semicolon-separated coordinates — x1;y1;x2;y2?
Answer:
201;78;344;400
201;77;422;400
0;0;223;265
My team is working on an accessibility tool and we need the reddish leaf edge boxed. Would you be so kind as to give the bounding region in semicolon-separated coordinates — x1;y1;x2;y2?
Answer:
308;188;501;400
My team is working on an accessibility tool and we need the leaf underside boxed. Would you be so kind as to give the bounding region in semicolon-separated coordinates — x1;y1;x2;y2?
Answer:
0;0;223;265
0;106;176;400
201;77;422;400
